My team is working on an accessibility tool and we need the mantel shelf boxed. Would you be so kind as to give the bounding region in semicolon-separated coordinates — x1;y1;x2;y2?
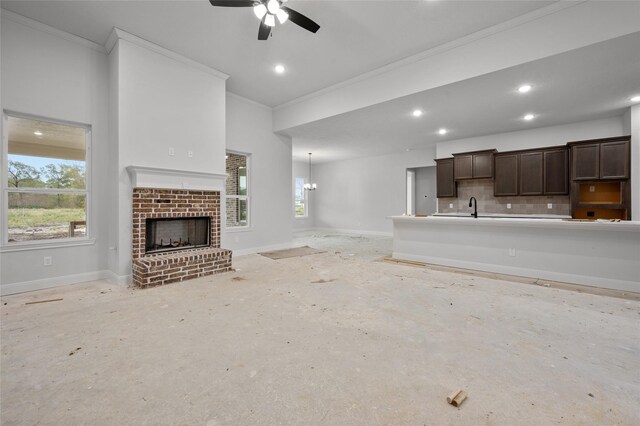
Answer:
126;165;226;191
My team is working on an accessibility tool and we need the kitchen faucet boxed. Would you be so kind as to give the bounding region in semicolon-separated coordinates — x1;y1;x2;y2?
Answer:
469;197;478;218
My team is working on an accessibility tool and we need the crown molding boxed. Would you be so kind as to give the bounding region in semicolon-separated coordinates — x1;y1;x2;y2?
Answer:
226;92;273;111
0;9;107;54
105;27;229;81
273;1;583;111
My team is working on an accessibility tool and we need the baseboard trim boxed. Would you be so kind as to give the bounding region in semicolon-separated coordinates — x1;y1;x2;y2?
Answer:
232;241;304;257
392;252;640;293
312;227;393;237
103;270;132;286
292;227;316;233
0;270;126;296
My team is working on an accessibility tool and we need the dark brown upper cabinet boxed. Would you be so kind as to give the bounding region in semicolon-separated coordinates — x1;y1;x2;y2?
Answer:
493;147;568;197
571;143;599;180
569;136;630;181
453;150;496;180
544;149;569;195
519;152;544;195
600;140;629;179
435;158;456;198
494;154;518;196
453;155;473;180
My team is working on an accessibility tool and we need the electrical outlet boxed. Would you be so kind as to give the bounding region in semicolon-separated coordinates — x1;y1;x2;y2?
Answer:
547;203;553;209
168;147;175;156
507;203;512;209
43;256;52;266
187;150;194;158
508;248;516;257
589;185;595;192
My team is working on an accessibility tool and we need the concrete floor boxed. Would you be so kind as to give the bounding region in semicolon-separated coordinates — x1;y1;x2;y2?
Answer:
1;231;639;425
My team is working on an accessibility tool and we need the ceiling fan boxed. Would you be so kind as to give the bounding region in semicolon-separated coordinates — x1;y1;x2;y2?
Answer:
209;0;320;40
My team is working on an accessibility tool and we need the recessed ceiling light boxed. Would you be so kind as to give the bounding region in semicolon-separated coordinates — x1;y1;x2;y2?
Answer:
412;109;423;117
631;95;640;103
438;128;448;135
274;64;285;74
34;131;43;136
523;113;535;121
518;84;533;93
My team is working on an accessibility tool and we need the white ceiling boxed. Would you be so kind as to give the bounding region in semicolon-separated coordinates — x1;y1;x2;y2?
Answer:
2;1;638;164
1;0;553;107
287;31;640;162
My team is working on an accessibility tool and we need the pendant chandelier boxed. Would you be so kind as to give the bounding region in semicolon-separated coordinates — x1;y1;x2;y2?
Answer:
303;152;317;191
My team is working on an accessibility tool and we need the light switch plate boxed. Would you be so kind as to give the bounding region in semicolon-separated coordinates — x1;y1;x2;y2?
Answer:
590;185;595;192
168;147;175;156
449;203;453;208
507;203;511;209
547;203;553;209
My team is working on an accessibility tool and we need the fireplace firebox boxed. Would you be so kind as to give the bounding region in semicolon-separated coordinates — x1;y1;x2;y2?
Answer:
145;217;210;254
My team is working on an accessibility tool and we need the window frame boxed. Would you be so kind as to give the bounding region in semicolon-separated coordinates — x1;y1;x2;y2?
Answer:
294;176;308;218
1;111;93;251
225;150;251;231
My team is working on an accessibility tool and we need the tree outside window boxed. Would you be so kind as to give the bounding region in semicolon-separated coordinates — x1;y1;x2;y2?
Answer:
4;115;89;243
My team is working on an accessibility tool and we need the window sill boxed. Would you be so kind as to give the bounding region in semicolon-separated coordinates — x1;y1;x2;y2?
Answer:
0;238;96;253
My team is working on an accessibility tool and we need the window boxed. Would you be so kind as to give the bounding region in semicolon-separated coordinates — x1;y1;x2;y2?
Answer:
294;177;307;217
3;113;90;245
225;152;249;228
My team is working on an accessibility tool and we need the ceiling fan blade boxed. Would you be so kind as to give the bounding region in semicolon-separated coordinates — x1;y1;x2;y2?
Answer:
258;18;271;40
209;0;260;7
281;6;320;33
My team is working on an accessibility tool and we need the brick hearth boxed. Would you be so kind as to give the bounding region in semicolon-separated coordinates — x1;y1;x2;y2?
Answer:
131;188;232;288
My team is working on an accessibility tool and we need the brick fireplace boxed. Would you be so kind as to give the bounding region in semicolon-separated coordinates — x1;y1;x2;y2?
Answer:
131;188;232;288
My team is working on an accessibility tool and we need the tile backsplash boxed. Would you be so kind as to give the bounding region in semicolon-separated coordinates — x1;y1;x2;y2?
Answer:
438;179;570;216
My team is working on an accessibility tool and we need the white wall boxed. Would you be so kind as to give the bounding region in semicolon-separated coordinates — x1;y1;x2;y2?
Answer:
110;34;228;278
0;13;110;293
436;116;625;158
312;147;436;235
223;94;293;255
292;160;315;230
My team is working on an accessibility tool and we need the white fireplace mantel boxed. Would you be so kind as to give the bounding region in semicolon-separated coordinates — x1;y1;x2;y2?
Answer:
126;166;226;192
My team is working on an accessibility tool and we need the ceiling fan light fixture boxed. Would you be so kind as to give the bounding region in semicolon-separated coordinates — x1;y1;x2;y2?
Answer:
265;14;276;27
276;9;289;24
267;0;280;14
253;4;267;19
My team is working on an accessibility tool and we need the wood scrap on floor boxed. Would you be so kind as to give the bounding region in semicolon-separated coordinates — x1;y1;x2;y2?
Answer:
25;298;63;305
383;257;426;267
310;278;335;284
447;389;468;407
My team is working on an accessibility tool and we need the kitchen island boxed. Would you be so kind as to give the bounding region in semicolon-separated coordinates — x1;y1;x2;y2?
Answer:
390;215;640;292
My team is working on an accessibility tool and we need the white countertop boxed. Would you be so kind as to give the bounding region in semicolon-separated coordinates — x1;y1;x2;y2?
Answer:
432;212;571;219
389;215;640;232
